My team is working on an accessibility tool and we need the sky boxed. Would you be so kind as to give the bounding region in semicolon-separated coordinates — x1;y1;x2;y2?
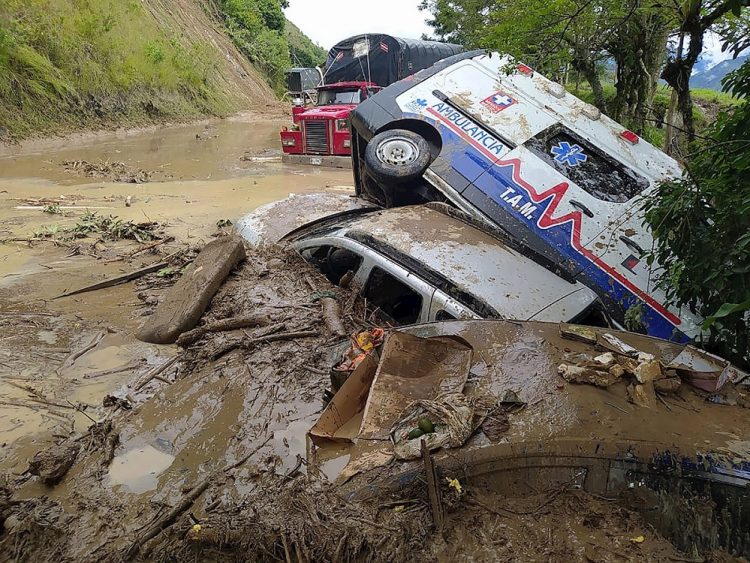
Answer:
284;0;432;50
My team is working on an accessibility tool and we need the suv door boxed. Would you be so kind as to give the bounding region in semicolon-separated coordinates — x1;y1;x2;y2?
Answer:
296;238;436;326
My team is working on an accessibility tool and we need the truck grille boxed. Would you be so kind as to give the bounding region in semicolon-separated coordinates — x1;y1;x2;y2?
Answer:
304;121;329;154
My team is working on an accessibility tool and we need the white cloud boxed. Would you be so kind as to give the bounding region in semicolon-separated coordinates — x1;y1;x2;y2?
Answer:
284;0;432;51
701;32;731;67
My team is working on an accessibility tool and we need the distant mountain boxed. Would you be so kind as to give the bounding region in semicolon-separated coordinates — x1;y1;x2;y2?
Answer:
691;55;749;90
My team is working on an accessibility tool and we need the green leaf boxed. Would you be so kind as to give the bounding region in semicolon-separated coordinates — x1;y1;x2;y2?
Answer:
702;297;750;329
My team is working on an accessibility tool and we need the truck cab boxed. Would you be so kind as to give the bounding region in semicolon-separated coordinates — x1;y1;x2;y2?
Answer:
280;82;381;167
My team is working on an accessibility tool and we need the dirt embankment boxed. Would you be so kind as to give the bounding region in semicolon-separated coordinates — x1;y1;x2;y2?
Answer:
0;0;286;143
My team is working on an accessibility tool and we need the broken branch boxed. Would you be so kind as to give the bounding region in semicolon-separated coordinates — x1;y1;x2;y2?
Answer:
55;251;181;299
176;314;272;347
134;356;179;391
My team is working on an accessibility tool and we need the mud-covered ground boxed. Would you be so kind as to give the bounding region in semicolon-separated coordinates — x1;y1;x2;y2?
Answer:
0;116;745;562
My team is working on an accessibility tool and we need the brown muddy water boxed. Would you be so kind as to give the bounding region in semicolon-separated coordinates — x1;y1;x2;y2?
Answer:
0;113;352;472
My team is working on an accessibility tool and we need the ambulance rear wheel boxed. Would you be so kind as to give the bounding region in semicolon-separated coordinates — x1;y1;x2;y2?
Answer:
365;129;431;184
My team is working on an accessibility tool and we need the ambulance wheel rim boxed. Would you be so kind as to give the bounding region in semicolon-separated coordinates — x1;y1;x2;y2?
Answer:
376;137;419;166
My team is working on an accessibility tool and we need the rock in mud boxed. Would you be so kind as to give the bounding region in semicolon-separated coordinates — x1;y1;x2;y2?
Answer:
635;359;662;384
137;236;246;344
27;442;80;485
654;377;682;394
627;382;658;408
558;364;621;387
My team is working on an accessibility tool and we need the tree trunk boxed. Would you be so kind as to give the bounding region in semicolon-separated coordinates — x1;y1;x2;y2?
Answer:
609;5;671;133
582;62;607;112
664;88;686;158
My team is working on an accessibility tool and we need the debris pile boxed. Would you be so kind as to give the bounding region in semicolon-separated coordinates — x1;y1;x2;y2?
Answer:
61;159;152;183
557;325;747;409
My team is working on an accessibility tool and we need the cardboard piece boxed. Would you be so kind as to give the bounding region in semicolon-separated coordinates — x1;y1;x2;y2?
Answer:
359;332;473;440
308;331;473;446
309;353;379;446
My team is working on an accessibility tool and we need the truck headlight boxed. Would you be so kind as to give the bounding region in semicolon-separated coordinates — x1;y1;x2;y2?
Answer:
336;119;349;131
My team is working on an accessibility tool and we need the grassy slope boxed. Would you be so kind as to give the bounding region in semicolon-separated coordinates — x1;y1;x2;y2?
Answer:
0;0;285;141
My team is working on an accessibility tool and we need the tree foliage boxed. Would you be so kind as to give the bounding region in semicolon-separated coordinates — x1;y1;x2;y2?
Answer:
661;0;750;150
644;59;750;365
420;0;676;133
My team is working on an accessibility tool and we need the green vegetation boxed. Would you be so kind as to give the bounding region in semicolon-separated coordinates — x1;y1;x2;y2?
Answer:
568;82;738;147
211;0;325;92
0;0;324;139
285;19;326;68
644;59;750;366
20;211;161;243
0;0;239;140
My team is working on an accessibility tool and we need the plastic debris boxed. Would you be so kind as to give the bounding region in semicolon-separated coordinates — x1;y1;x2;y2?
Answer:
391;393;493;460
446;477;463;495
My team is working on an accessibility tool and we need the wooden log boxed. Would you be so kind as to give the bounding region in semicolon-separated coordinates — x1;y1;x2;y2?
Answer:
136;237;246;344
175;314;271;347
320;297;346;337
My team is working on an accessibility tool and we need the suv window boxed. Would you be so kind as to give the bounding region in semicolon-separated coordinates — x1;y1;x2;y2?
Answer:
300;245;363;286
525;126;648;203
363;267;423;325
435;310;457;321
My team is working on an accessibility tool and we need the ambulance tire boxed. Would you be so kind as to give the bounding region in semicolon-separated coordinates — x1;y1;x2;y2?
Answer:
364;129;432;184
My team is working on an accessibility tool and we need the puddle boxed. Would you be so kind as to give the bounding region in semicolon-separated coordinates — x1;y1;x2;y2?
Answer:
107;444;176;493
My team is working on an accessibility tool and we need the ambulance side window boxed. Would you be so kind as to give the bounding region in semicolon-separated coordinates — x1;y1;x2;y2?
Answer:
525;126;648;203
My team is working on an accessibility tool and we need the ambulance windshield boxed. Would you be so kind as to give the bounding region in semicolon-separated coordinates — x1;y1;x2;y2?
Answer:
526;126;648;203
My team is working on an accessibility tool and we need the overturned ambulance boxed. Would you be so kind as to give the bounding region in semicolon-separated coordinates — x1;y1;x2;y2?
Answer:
349;51;701;342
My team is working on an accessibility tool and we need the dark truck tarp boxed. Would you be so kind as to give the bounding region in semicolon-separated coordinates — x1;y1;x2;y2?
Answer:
323;34;463;87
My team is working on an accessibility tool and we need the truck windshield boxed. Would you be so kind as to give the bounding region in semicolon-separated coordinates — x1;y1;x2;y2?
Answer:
317;89;362;105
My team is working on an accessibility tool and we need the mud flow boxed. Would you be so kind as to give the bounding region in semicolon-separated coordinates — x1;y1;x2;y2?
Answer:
1;115;748;562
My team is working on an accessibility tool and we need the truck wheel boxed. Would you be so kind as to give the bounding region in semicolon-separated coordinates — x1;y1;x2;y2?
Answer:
364;129;432;184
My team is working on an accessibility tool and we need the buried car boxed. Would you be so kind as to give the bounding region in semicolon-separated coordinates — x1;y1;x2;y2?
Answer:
236;194;606;326
348;51;703;342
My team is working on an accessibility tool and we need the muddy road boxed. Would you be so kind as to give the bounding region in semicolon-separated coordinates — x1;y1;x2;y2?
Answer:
0;113;352;472
1;115;748;562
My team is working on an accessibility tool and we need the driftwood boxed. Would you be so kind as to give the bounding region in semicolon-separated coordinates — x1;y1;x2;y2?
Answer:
125;435;272;559
422;439;444;531
54;257;177;300
105;237;175;263
59;330;107;371
176;314;271;347
212;329;318;361
82;360;143;380
319;297;346;337
134;356;179;391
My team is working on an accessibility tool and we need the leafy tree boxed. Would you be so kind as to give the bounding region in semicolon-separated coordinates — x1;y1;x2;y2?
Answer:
420;0;675;133
644;59;750;366
661;0;750;149
215;0;292;90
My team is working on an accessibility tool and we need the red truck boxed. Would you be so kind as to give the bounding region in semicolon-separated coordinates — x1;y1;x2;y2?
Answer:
280;34;462;168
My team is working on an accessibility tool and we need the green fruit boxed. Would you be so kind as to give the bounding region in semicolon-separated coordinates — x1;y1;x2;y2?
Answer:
408;428;424;440
418;417;435;434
